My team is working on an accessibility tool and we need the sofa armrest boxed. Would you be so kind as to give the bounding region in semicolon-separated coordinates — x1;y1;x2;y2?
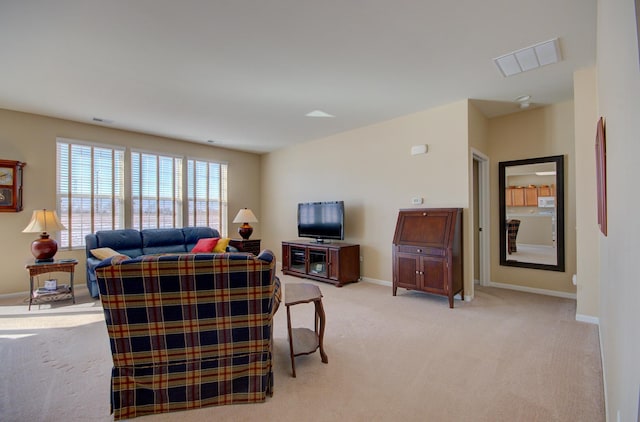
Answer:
86;256;102;298
272;276;281;315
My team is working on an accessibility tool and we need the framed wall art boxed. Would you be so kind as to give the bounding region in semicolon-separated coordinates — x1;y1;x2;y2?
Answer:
595;117;607;236
0;159;26;212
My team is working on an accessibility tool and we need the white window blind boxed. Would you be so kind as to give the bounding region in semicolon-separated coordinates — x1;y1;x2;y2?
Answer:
131;151;183;230
56;140;125;248
187;159;228;236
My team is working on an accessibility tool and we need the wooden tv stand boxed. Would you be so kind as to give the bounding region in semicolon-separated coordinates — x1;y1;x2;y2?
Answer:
282;240;360;287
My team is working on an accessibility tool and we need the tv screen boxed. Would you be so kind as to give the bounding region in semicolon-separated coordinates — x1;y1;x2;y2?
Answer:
297;201;344;242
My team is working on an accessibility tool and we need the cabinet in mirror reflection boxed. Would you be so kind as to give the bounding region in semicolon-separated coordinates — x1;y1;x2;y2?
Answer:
499;155;565;272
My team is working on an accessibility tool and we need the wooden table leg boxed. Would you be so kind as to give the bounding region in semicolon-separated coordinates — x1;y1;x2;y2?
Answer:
286;304;297;377
315;299;328;364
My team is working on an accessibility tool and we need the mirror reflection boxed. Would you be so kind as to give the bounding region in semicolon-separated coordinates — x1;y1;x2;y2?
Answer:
499;155;565;272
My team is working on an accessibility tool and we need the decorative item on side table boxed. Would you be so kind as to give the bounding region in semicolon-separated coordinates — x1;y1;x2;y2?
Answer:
233;208;258;240
0;159;26;212
22;209;67;262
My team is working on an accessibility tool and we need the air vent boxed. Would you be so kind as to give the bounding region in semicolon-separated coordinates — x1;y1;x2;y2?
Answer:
494;38;561;77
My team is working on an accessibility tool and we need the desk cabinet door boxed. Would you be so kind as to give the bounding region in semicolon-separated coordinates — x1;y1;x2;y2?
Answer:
394;252;420;290
421;256;448;293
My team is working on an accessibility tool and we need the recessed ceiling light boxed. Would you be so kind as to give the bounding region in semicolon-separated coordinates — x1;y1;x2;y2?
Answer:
305;110;335;118
493;38;561;77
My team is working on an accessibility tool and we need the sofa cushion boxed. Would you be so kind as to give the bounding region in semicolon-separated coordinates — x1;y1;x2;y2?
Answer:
90;247;129;260
96;229;144;258
141;228;187;255
213;237;231;253
183;227;219;251
191;237;219;253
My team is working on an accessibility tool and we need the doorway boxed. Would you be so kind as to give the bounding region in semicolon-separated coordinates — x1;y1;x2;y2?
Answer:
472;150;490;288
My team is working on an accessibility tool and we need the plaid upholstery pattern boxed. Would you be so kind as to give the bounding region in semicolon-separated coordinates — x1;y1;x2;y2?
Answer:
95;251;280;420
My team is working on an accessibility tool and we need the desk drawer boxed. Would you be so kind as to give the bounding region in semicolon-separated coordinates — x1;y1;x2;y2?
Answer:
396;245;445;256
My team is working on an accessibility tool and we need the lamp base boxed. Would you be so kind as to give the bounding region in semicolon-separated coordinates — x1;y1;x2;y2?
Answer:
238;224;253;240
31;233;58;262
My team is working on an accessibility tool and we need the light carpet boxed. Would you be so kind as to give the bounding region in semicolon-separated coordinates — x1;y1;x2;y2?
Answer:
0;274;604;421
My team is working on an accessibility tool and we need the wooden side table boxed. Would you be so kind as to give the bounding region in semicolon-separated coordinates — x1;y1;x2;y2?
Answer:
285;283;328;377
229;238;261;255
25;259;78;310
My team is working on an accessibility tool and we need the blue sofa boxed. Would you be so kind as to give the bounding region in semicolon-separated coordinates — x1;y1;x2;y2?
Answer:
85;227;223;297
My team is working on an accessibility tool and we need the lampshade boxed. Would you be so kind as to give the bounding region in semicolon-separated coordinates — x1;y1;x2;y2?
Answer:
232;208;258;224
232;208;258;240
23;209;67;262
23;209;67;233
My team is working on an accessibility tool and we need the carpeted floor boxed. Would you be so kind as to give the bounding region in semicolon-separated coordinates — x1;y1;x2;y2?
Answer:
0;274;605;421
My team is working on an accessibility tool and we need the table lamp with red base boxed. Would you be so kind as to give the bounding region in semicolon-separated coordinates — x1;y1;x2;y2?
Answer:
22;209;67;263
232;208;258;240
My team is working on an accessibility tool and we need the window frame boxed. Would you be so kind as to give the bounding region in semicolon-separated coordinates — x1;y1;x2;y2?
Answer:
186;158;228;236
130;149;183;230
56;138;126;249
56;139;229;249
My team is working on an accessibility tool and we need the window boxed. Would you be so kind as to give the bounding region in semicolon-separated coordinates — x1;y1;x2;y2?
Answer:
187;159;228;235
56;140;125;248
131;151;182;230
57;139;229;249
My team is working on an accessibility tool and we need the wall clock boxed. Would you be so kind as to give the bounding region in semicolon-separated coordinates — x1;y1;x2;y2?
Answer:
0;159;26;212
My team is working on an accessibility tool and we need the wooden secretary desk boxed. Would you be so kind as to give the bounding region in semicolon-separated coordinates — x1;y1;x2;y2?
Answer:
392;208;463;308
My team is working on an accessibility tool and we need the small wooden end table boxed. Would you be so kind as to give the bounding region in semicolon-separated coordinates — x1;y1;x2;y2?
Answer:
25;259;78;310
229;238;261;255
285;283;328;377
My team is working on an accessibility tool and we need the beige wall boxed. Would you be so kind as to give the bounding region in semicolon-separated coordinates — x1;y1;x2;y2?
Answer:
0;108;261;295
573;66;600;320
596;0;640;420
468;101;490;286
260;100;471;294
468;101;490;153
487;102;577;294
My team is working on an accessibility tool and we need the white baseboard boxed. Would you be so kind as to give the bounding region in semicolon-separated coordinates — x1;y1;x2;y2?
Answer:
0;291;29;300
487;281;577;300
360;277;391;287
486;281;601;324
575;314;600;325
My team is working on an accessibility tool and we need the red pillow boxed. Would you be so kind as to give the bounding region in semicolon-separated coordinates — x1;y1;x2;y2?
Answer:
191;237;219;253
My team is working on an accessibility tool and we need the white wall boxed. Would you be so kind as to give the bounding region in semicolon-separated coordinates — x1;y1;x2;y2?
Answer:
573;66;600;321
0;108;261;295
261;100;471;291
487;102;577;294
596;0;640;420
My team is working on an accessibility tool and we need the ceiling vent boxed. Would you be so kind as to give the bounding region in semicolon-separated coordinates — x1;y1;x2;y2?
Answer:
493;38;561;77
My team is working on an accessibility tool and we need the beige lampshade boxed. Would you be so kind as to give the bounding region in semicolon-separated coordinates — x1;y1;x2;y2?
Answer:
22;209;67;234
232;208;258;223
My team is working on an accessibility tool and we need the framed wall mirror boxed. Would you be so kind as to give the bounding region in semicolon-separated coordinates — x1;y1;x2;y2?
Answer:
499;155;565;272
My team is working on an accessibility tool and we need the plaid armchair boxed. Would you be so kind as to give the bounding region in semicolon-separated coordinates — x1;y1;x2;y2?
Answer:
95;250;281;420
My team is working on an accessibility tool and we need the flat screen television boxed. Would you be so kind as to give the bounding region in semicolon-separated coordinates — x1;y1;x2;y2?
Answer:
297;201;344;242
